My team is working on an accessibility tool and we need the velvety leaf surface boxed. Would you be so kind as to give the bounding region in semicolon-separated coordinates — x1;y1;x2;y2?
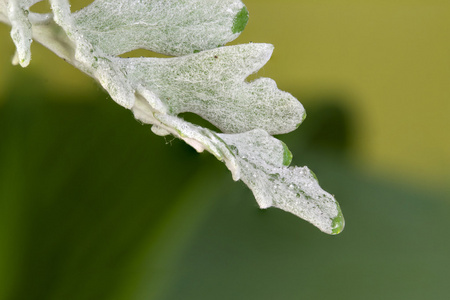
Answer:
73;0;248;56
219;129;343;234
115;44;305;134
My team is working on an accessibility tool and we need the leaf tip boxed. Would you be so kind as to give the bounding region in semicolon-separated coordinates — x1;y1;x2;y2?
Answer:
232;6;249;34
296;111;307;128
280;141;293;166
331;204;345;235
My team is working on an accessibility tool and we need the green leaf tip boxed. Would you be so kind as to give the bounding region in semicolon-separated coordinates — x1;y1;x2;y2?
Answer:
232;6;249;34
281;141;293;166
331;203;345;235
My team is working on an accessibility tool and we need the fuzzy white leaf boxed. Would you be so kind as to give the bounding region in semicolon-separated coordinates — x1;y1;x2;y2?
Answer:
219;130;344;234
114;44;306;134
73;0;249;57
7;0;42;67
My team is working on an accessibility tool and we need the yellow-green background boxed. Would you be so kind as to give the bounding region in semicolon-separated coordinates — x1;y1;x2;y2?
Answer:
1;1;449;300
242;0;450;191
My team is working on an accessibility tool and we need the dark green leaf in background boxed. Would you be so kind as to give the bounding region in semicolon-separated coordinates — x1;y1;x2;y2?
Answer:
1;73;449;300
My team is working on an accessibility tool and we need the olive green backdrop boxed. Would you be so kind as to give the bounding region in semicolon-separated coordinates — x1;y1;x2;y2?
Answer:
0;1;449;300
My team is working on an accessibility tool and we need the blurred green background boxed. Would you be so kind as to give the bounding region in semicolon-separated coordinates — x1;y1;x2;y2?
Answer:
0;1;449;300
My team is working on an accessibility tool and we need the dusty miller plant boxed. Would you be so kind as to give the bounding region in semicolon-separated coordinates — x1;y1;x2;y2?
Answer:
0;0;344;234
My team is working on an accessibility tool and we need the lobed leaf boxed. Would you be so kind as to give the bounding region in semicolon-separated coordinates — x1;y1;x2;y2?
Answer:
219;130;344;234
113;44;306;134
73;0;249;57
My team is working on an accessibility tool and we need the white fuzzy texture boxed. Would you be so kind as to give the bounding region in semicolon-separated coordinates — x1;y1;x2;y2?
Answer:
7;0;42;67
113;44;305;134
0;0;344;234
73;0;246;56
220;130;343;234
